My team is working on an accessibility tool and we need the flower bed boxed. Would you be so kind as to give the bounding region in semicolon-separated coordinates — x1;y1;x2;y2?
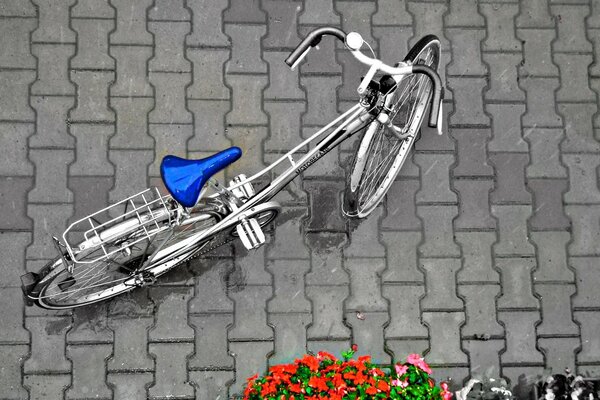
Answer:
243;346;452;399
533;369;599;400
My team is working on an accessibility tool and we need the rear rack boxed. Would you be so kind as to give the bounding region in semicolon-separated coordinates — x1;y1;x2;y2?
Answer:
62;188;175;264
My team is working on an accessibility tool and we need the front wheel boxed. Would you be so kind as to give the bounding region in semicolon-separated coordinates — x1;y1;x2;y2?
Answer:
343;35;440;218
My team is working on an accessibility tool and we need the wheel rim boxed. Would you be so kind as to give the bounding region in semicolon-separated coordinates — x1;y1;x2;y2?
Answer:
351;40;439;217
37;207;220;308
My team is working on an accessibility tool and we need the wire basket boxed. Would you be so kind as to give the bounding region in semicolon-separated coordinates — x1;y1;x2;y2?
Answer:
62;188;175;264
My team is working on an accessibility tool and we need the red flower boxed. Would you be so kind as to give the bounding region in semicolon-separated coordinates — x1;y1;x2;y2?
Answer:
308;375;329;392
351;344;358;352
377;380;390;392
366;385;378;395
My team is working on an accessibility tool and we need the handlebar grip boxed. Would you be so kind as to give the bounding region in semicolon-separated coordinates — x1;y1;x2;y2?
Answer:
411;64;444;128
285;27;347;68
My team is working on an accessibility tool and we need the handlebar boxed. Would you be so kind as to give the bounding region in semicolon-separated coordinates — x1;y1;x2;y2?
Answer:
285;27;444;132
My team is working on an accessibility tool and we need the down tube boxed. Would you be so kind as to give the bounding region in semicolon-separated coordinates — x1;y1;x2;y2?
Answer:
247;106;373;207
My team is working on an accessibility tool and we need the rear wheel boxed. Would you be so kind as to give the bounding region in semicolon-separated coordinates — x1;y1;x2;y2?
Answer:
343;35;440;218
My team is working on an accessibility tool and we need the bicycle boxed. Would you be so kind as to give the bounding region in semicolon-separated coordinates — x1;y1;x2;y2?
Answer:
21;27;444;309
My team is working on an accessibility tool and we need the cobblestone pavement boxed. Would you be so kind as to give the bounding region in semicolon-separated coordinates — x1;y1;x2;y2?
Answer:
1;0;600;399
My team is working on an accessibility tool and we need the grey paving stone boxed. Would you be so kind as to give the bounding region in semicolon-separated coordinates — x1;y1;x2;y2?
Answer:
24;374;71;400
0;0;35;16
417;205;461;258
555;54;595;102
67;303;112;344
460;284;503;337
110;98;153;149
566;206;600;256
148;342;194;399
149;286;194;341
516;0;554;28
264;52;304;101
481;3;521;52
24;316;72;373
444;0;484;27
187;49;230;100
0;287;28;343
572;257;600;308
31;0;76;43
493;205;536;256
228;341;272;396
496;257;539;310
149;123;193;176
531;232;574;283
551;4;592;53
26;204;73;260
264;101;305;152
333;51;364;101
447;77;489;126
107;316;153;372
186;0;229;47
483;53;526;102
187;100;231;152
267;259;311;313
0;232;30;285
28;149;73;203
148;0;189;21
344;257;387;312
521;77;562;127
456;232;499;283
558;103;600;153
305;232;349;285
301;76;342;126
524;127;567;178
189;314;233;369
487;104;528;153
110;46;153;97
499;311;544;364
574;311;600;363
148;71;193;124
454;180;495;230
528;178;570;230
71;0;113;17
344;311;391;364
189;261;234;314
304;180;345;232
110;0;153;45
452;129;493;177
268;312;311;365
229;285;273;340
446;29;486;76
267;205;310;259
518;29;558;77
0;123;32;176
383;284;428;338
373;0;412;26
344;208;386;258
66;344;112;399
0;70;35;121
415;153;457;203
563;155;600;203
423;311;467;364
336;1;376;48
262;0;302;49
225;126;269;176
407;1;449;49
306;285;350;339
30;96;75;149
71;19;114;70
189;371;234;400
0;178;33;230
489;152;531;204
420;258;462;311
536;283;578;335
225;74;268;125
381;231;424;282
299;0;340;25
373;26;413;70
228;246;271;289
382;180;422;231
108;372;154;400
538;337;579;372
70;124;114;176
223;0;265;23
108;150;153;203
148;21;191;73
0;344;28;399
69;70;115;122
0;18;36;69
463;339;503;378
297;31;341;74
591;0;600;28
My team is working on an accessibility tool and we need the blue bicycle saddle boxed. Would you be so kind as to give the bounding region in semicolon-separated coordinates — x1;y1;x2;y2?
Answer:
160;147;242;208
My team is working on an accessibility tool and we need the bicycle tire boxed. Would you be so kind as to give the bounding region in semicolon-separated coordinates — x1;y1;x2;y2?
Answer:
31;202;223;309
343;35;440;218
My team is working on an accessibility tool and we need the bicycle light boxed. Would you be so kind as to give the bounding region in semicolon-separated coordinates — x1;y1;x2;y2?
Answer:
346;32;363;51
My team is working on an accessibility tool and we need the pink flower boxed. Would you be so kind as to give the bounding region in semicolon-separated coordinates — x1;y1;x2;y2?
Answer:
395;364;408;376
391;379;408;388
406;354;432;374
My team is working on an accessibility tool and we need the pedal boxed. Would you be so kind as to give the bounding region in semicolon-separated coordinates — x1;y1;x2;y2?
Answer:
236;217;265;250
229;174;255;200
